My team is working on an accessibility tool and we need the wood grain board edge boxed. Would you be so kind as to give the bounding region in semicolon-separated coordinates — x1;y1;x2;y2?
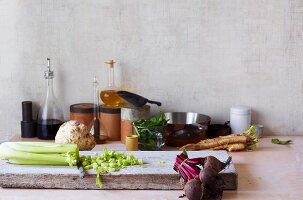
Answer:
0;173;237;190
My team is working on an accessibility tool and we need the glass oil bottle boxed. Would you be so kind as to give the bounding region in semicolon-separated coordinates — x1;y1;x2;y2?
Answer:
100;59;124;107
90;76;107;144
37;58;64;140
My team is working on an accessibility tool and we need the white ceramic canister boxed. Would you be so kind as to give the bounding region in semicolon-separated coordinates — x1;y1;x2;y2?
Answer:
230;106;251;134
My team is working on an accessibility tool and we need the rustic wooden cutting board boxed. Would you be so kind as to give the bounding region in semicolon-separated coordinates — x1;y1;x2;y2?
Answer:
0;151;237;190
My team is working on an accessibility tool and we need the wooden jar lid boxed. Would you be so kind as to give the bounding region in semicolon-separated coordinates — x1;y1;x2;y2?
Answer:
70;103;94;113
99;105;121;114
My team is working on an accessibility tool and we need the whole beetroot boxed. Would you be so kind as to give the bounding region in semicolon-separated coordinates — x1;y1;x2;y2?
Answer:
199;168;217;185
201;177;224;200
201;185;211;200
184;179;203;200
208;176;224;196
203;156;231;174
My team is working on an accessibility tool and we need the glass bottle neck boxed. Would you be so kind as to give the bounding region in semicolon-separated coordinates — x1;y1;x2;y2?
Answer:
45;78;55;98
108;66;115;88
93;78;99;116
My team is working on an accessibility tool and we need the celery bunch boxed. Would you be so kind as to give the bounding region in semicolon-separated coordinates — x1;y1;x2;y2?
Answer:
0;142;79;166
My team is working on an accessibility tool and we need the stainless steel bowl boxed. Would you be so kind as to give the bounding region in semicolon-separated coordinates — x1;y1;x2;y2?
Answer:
164;112;211;147
165;112;211;125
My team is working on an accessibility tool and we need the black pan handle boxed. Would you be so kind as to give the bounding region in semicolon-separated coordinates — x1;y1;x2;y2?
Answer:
190;123;208;131
147;100;162;106
224;121;230;126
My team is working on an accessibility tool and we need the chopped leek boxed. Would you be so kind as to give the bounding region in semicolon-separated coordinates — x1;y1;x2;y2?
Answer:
0;142;79;166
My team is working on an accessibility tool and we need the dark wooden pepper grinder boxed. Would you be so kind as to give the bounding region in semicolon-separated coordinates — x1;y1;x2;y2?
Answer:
20;101;37;138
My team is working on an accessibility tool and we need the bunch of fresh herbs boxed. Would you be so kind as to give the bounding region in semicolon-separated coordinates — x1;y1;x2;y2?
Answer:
133;112;168;150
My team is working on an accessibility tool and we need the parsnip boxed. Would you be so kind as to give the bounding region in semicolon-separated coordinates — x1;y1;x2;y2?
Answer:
181;126;258;152
182;135;247;150
210;143;246;151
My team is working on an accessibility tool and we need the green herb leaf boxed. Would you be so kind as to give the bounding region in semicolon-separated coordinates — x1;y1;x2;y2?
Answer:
271;138;292;145
181;148;188;157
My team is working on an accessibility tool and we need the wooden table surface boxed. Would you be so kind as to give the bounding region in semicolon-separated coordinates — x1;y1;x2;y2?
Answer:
1;136;302;200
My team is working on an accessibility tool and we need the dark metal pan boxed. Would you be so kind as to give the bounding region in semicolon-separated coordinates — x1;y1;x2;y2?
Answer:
117;91;161;107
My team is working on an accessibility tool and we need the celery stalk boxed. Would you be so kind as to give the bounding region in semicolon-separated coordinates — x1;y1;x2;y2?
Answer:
7;158;68;165
2;142;78;154
0;142;79;166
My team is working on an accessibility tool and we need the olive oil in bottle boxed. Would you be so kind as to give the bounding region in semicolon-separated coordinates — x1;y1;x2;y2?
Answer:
100;60;124;107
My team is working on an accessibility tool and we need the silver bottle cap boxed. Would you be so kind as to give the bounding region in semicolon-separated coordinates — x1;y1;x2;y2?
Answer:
44;58;54;79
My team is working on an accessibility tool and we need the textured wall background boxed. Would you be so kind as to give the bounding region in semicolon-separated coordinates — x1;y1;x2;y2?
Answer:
0;0;303;141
